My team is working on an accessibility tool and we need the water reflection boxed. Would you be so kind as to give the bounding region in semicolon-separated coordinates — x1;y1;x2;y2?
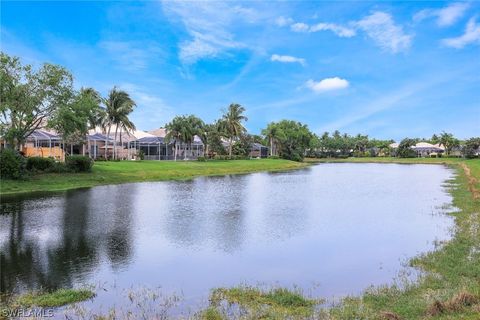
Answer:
0;163;454;304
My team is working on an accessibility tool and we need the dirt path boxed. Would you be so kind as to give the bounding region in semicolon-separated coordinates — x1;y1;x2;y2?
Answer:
460;163;480;200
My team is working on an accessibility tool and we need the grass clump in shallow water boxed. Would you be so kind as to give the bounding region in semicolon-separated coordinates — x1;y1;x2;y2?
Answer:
207;286;319;319
16;288;95;308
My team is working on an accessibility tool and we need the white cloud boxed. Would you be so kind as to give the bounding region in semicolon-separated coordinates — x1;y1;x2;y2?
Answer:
99;41;162;71
290;21;356;37
309;23;357;37
305;77;349;93
290;22;309;32
275;16;293;27
270;54;306;66
119;83;175;130
442;17;480;48
162;1;257;64
355;12;412;53
414;2;470;27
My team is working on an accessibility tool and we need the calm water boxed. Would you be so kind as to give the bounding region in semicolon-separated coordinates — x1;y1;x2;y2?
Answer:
0;163;454;310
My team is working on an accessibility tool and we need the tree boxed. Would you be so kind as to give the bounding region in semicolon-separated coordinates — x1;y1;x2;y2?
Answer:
165;116;184;161
439;131;459;156
430;134;440;144
184;115;204;158
165;115;200;161
220;103;248;158
0;52;74;150
462;137;480;159
262;122;280;156
197;121;225;157
232;134;253;157
47;88;102;158
397;138;417;158
103;87;136;160
262;120;314;161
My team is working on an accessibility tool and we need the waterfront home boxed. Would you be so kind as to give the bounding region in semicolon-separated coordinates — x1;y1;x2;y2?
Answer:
412;142;444;157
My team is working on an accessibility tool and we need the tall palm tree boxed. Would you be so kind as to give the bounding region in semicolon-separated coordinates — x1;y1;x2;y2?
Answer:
103;87;136;160
165;116;188;161
262;122;280;156
185;115;204;158
221;103;248;158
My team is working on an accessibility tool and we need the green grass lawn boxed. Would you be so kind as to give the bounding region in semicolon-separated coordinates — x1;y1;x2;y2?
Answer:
0;159;308;195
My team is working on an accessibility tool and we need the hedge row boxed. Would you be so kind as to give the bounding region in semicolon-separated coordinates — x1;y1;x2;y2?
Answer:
0;150;93;179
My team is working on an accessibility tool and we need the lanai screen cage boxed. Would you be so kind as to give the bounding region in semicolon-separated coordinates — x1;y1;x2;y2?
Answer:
131;136;204;160
23;130;63;159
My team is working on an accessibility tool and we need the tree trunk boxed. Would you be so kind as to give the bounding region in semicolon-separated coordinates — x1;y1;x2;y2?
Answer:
114;124;119;160
106;125;111;160
270;137;273;156
174;142;177;161
229;137;233;158
119;131;123;160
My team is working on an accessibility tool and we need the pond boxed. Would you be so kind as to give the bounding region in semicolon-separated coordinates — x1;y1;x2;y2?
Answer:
0;163;454;312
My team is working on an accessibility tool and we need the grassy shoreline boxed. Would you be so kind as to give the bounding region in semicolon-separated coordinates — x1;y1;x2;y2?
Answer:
0;159;308;196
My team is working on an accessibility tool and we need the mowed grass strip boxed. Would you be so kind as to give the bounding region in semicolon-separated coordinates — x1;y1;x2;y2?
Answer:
0;159;308;195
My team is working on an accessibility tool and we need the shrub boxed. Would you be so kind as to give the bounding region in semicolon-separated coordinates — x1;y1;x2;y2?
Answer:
197;156;206;162
45;162;71;173
65;155;93;172
0;149;26;179
26;157;55;172
268;155;280;159
137;150;145;160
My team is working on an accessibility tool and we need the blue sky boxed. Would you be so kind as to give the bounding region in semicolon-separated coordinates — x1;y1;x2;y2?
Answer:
1;1;479;140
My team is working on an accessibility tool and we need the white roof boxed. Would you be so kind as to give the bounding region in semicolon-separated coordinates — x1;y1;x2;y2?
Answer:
389;142;399;148
88;127;155;140
414;142;435;148
131;130;155;139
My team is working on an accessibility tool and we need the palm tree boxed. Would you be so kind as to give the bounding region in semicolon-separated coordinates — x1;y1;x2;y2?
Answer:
262;122;280;156
185;115;204;158
165;116;189;161
103;87;136;160
439;131;459;156
221;103;248;158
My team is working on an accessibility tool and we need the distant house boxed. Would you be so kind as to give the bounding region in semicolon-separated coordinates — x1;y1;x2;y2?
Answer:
388;141;444;158
249;143;269;158
412;142;444;157
140;127;204;160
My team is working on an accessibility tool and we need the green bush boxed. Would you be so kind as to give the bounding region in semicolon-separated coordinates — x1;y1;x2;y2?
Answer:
65;155;93;172
45;162;71;173
197;156;206;162
137;150;145;160
26;157;55;172
0;149;26;179
268;155;280;159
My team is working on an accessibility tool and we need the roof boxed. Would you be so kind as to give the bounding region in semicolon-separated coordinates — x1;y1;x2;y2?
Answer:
27;130;61;141
136;136;166;144
251;142;268;150
87;132;111;141
148;127;167;138
413;142;443;151
433;143;446;150
131;130;155;139
389;142;399;148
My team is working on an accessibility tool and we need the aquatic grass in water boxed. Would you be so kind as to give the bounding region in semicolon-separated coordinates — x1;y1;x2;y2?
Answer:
208;286;321;319
16;288;95;308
